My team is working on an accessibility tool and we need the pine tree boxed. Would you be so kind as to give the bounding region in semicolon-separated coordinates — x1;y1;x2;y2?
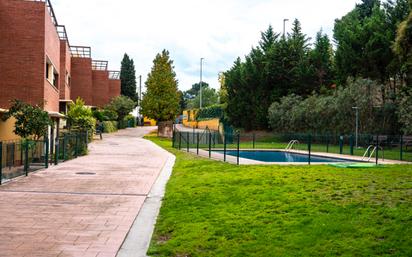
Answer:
310;30;335;88
120;53;138;102
140;50;180;122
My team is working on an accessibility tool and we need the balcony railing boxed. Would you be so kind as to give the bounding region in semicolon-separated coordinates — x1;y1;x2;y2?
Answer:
109;71;120;80
92;60;109;71
70;46;91;58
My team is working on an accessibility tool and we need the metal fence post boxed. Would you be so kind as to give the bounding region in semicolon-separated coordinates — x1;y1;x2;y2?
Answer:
376;135;379;165
308;134;312;165
0;142;3;185
237;133;240;165
62;134;66;161
253;134;256;149
224;133;227;162
75;134;79;158
339;135;343;154
179;132;182;150
187;132;190;152
45;137;49;169
24;141;29;175
326;135;329;153
350;135;354;155
172;130;175;148
54;138;59;166
400;135;403;161
208;132;212;158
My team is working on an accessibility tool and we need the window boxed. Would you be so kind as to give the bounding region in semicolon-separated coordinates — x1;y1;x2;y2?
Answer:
46;63;51;80
46;57;59;88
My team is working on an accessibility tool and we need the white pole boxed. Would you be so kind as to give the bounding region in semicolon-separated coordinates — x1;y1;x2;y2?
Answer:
200;58;204;109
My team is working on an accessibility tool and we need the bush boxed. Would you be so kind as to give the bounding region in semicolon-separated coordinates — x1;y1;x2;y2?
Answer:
125;114;136;128
102;121;118;133
268;78;401;135
196;104;224;121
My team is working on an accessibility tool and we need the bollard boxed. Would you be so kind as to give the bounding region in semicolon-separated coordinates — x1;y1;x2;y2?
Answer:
253;134;256;149
326;135;329;153
339;135;344;154
172;131;175;148
75;134;79;158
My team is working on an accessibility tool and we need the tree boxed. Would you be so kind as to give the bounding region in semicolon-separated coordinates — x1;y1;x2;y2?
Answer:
67;98;96;133
141;50;180;122
120;53;138;102
394;8;412;85
2;100;51;140
310;30;335;88
105;95;136;123
187;86;219;109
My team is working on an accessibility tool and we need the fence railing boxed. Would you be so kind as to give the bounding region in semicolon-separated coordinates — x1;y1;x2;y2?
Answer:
172;129;412;165
0;132;89;185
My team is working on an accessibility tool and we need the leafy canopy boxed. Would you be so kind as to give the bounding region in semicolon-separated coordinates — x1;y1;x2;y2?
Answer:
120;53;138;102
105;95;136;122
141;50;180;122
2;100;51;140
67;98;96;132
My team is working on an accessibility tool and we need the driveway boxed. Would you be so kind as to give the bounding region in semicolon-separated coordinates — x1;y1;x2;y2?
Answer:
0;127;171;257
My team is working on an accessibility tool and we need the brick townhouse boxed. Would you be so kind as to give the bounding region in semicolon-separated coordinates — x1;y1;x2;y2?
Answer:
0;0;121;141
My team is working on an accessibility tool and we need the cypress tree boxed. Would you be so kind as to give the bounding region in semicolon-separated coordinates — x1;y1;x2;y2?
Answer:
120;53;138;102
141;50;180;122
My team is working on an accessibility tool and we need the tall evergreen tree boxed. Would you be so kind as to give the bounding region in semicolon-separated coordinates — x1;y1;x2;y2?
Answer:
310;30;335;88
140;50;180;122
120;53;138;102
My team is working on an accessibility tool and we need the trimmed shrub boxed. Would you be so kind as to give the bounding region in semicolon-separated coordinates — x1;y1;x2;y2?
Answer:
102;121;118;133
196;104;224;121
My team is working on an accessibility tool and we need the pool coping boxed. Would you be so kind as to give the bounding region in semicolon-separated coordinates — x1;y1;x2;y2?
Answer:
183;148;409;165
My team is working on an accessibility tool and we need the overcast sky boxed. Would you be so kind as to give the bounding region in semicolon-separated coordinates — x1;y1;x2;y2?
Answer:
53;0;359;91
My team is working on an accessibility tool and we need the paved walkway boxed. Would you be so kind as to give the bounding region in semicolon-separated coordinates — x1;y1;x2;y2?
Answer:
0;127;171;257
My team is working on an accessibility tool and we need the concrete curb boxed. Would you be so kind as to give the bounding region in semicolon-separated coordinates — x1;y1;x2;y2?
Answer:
117;143;176;257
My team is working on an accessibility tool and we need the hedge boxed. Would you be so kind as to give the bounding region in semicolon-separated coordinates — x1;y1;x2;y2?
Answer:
102;121;118;133
196;104;224;121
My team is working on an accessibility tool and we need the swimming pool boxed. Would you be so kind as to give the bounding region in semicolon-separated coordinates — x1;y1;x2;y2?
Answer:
216;150;350;163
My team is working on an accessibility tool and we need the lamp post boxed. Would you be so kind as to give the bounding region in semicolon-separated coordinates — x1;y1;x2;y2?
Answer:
283;18;289;37
200;58;204;109
352;107;359;148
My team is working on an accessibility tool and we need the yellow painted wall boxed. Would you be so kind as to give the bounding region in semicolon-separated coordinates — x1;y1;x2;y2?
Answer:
197;119;220;131
0;114;20;141
144;117;157;126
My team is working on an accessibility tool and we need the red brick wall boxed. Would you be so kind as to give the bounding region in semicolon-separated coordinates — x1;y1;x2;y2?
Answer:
109;80;121;101
44;7;60;112
0;0;45;109
92;70;110;107
59;40;71;100
71;57;93;105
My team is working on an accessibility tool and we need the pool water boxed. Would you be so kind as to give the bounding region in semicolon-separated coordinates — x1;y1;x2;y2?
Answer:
218;150;349;163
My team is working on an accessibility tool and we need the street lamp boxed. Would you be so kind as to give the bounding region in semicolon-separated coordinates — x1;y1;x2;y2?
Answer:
352;107;359;148
283;18;289;37
200;58;204;109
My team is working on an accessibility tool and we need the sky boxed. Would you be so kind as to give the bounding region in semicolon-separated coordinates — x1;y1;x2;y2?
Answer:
52;0;360;92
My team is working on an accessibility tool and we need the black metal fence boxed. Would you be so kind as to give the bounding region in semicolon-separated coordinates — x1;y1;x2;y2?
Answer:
0;132;89;184
172;129;412;165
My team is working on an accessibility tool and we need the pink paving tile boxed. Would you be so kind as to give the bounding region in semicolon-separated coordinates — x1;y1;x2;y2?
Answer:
0;128;169;257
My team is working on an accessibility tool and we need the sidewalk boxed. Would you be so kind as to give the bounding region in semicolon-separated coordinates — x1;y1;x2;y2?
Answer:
0;127;171;257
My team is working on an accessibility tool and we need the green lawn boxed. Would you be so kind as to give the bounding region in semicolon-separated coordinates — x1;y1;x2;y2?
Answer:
148;135;412;257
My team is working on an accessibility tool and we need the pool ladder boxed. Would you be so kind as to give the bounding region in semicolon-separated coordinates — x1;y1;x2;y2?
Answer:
285;140;300;150
362;145;384;162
